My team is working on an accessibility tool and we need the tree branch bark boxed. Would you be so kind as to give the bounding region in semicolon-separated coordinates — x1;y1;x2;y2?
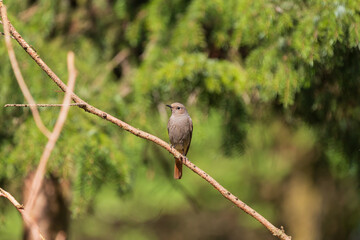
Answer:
0;2;291;240
0;187;45;240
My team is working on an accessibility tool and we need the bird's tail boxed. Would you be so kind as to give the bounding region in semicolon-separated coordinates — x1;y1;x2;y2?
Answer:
174;158;183;179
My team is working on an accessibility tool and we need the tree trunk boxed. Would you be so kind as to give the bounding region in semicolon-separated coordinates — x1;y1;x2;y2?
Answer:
23;172;70;240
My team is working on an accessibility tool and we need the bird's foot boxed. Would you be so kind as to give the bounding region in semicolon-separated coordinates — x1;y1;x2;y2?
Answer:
180;155;188;163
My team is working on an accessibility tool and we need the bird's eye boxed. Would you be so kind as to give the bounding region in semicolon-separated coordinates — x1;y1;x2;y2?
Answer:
177;107;181;110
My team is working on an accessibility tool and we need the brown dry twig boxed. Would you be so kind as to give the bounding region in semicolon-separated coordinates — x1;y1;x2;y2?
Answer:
4;103;86;107
26;51;77;211
0;187;45;240
0;2;291;240
0;2;51;138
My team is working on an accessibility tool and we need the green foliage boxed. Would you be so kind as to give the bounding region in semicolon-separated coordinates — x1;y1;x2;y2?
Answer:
1;0;360;239
152;53;246;95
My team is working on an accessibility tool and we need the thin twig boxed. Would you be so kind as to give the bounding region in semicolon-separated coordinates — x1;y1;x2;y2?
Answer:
4;103;86;107
1;3;51;139
93;49;130;90
0;3;291;240
0;187;45;240
26;51;77;211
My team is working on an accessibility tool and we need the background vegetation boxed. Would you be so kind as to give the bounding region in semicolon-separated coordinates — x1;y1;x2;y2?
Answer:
1;0;359;239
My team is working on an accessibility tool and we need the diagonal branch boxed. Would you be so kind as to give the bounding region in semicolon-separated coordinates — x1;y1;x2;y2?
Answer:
0;3;291;240
0;187;45;240
0;2;51;138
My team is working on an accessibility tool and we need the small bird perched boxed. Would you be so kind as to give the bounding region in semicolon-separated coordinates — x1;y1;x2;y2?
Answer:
166;102;193;179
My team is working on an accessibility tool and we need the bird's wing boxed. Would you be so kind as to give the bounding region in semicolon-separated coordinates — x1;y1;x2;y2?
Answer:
167;118;170;134
184;116;193;156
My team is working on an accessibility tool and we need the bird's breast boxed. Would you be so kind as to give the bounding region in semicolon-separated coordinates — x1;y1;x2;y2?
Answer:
168;115;192;145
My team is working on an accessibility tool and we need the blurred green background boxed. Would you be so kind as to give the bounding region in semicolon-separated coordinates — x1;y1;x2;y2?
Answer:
0;0;360;239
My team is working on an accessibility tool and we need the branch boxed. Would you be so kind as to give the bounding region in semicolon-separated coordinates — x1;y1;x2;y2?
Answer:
25;51;77;211
0;3;291;240
0;187;45;240
107;49;130;71
4;103;86;107
0;2;51;138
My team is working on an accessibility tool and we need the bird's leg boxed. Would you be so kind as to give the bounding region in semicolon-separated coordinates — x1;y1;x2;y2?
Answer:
180;155;188;163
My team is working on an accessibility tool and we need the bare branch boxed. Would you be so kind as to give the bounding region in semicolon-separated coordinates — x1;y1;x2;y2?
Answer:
107;49;130;71
0;3;291;240
4;103;86;107
0;3;51;138
0;187;45;240
26;51;77;211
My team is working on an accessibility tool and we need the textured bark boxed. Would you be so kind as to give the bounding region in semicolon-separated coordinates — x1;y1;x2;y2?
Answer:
23;172;70;240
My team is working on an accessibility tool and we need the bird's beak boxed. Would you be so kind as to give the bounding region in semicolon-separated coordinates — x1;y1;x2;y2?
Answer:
166;104;172;108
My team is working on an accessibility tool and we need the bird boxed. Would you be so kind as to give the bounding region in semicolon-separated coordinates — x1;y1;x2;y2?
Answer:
166;102;193;179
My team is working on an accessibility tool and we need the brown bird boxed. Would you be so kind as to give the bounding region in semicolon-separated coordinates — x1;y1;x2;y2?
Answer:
166;102;193;179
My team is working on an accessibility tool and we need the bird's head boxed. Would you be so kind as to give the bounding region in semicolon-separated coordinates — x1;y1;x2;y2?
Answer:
166;102;187;115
